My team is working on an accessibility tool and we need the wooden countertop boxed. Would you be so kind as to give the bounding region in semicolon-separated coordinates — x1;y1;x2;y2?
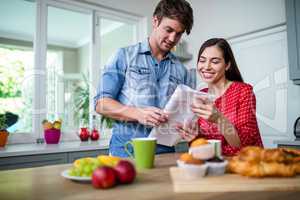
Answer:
0;153;299;200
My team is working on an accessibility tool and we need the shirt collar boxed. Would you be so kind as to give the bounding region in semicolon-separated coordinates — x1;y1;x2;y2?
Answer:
139;39;176;63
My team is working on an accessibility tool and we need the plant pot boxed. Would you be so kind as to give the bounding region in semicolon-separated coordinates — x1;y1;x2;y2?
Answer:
0;130;9;147
44;129;61;144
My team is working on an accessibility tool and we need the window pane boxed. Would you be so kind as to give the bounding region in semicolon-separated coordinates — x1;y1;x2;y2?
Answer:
98;18;137;138
100;18;136;67
0;0;35;134
47;6;91;137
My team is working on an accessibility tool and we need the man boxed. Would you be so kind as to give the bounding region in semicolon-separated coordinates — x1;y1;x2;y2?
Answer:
94;0;194;157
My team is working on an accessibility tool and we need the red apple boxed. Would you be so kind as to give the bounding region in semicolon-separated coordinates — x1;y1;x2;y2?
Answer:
90;129;99;141
92;166;117;189
114;160;136;184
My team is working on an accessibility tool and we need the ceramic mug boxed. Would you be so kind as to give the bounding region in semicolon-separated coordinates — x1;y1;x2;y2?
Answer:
124;137;157;169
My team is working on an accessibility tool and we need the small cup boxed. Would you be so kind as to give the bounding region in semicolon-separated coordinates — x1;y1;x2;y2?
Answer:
208;139;222;158
206;160;228;176
44;129;61;144
177;160;208;180
124;137;157;169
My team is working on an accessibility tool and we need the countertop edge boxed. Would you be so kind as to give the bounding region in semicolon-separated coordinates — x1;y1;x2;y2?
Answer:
0;139;110;158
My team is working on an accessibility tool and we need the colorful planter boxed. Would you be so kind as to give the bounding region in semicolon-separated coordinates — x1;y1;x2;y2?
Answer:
0;130;9;147
44;129;61;144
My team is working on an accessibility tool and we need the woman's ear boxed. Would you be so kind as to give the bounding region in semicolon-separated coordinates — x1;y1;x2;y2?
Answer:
226;62;231;71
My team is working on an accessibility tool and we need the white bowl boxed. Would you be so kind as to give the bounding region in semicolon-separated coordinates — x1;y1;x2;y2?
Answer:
206;160;228;176
176;160;208;180
189;143;214;160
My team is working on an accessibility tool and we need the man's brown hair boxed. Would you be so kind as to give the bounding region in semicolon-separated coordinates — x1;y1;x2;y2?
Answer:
153;0;194;35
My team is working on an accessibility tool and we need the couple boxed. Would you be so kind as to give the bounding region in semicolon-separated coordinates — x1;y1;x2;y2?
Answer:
94;0;263;157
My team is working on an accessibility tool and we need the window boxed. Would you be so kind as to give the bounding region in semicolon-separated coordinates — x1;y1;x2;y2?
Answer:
0;0;144;144
46;5;92;140
98;17;137;68
0;0;36;143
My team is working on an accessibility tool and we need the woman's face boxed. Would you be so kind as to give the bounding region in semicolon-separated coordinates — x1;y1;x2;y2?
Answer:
197;45;229;84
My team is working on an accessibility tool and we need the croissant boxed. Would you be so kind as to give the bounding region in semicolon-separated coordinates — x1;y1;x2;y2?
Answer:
238;147;287;163
293;162;300;173
227;146;300;177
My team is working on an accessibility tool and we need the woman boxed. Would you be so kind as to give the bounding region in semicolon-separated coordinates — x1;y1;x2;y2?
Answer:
176;38;263;156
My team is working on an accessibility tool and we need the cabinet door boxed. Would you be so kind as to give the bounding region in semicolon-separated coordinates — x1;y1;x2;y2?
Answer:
286;0;300;84
0;153;68;170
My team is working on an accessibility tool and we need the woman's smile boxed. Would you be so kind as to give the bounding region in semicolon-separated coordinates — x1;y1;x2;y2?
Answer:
201;71;215;79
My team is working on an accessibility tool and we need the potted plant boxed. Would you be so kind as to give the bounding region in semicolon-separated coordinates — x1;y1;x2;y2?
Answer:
74;74;115;130
100;115;114;129
73;74;90;127
0;112;18;147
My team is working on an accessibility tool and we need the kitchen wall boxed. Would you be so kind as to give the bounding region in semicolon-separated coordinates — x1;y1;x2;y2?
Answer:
185;0;285;67
81;0;300;146
185;0;300;147
77;0;160;35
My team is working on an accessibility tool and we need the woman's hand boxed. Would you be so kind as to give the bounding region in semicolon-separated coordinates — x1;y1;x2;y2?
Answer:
175;121;198;142
191;96;221;123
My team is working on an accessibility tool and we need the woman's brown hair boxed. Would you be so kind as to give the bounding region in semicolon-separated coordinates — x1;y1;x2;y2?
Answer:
197;38;244;82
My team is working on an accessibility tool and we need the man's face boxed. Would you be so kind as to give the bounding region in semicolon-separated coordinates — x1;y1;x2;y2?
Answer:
152;16;185;53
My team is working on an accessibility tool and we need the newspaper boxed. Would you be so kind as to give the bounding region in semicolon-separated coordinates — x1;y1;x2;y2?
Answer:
148;84;215;146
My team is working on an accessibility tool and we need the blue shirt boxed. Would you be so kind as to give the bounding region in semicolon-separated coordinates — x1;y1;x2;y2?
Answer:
94;39;195;157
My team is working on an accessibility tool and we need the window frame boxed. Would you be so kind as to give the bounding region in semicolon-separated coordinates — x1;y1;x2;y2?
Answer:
7;0;146;144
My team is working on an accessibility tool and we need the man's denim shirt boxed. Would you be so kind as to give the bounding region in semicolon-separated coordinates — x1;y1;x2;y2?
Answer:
94;39;195;157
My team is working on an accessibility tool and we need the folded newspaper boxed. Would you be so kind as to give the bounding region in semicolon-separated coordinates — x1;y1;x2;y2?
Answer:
148;84;215;146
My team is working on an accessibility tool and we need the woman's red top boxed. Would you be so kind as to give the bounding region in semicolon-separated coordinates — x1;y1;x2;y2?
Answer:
196;82;263;156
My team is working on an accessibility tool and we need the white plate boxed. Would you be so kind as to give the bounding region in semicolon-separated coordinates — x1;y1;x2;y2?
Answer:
61;169;91;182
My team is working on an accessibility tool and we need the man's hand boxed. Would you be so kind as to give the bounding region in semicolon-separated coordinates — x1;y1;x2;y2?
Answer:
134;107;168;127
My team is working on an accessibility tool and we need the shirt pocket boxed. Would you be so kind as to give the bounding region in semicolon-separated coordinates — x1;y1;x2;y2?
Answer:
128;66;151;90
167;75;182;96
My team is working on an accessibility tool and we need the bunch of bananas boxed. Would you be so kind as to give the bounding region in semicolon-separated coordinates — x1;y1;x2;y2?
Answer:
97;155;121;167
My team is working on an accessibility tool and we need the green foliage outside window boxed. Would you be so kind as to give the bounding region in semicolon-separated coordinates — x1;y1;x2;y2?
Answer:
0;56;24;98
73;74;114;129
0;46;32;132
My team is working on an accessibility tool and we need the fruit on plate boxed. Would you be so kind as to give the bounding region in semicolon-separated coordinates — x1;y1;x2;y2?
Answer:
97;155;121;167
65;156;137;189
92;166;117;189
69;157;102;177
114;160;136;184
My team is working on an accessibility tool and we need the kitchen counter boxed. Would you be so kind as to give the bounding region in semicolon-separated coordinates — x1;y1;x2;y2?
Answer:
0;140;110;170
0;139;110;158
0;153;299;200
274;139;300;149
